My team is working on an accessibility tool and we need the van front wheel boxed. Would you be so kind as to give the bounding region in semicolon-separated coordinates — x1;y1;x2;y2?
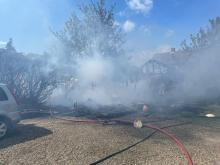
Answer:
0;119;8;139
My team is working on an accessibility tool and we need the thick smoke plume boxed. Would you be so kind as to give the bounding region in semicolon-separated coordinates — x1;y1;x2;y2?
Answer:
46;3;220;108
178;45;220;104
1;1;220;112
49;51;152;106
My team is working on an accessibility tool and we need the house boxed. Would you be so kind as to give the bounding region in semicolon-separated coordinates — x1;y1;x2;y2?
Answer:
141;48;192;96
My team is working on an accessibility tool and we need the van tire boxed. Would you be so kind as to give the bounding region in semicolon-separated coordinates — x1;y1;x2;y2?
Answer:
0;117;12;140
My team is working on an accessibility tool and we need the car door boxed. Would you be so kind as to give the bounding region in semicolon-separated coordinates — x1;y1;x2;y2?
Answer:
0;86;16;115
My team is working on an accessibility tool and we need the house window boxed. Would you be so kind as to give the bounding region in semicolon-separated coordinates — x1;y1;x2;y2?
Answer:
0;87;8;101
143;60;168;74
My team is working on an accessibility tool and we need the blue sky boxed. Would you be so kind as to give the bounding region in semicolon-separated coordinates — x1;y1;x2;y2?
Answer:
0;0;220;54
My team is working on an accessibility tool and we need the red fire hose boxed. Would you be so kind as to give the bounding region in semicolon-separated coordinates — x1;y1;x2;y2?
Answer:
143;124;193;165
53;117;193;165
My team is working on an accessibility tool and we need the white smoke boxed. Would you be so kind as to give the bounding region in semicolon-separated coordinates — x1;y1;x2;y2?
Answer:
178;45;220;103
48;49;152;106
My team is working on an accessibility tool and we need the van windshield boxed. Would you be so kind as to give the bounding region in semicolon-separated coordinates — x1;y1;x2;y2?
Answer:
0;87;8;101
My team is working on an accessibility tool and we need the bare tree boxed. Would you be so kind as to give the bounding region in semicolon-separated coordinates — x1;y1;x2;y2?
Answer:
181;17;220;51
53;0;124;61
0;39;56;107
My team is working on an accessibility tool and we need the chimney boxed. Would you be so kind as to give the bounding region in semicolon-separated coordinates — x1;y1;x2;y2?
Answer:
171;47;175;53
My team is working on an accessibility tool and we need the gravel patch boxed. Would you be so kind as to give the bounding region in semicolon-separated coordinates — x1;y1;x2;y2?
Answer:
0;117;220;165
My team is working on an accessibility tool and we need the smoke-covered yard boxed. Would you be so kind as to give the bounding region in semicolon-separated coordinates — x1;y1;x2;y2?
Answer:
1;1;220;108
0;115;220;165
1;0;220;164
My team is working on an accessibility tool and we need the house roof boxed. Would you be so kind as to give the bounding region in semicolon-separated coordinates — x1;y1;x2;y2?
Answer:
150;50;192;67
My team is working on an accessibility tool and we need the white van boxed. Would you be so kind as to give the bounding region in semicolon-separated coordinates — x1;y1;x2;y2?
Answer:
0;83;21;139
